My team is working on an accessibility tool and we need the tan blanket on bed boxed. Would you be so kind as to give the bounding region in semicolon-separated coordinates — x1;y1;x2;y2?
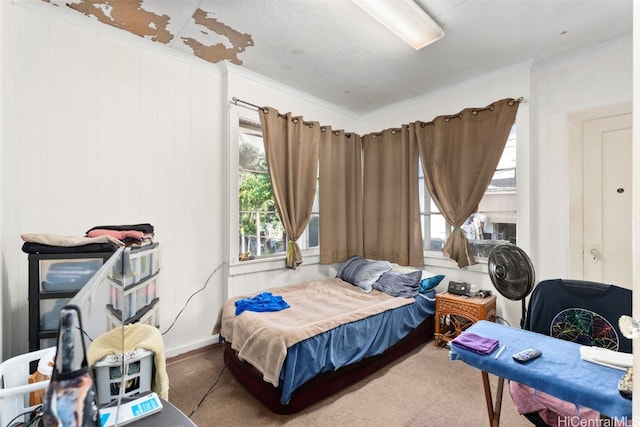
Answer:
212;278;413;387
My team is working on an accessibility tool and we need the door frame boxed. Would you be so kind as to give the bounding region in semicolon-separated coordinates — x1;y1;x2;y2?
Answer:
567;102;632;279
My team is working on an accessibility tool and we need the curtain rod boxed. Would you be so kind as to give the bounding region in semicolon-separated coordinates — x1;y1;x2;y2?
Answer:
231;96;526;116
231;97;260;110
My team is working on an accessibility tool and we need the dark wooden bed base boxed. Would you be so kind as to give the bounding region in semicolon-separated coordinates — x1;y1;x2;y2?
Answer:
223;315;435;414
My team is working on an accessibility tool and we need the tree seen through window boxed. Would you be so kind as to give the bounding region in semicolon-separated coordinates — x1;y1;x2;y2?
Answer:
238;130;285;259
238;127;319;261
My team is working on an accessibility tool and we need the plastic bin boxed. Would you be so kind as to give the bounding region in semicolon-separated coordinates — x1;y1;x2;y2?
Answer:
105;300;159;329
39;298;71;330
0;347;55;426
41;258;104;292
92;349;154;406
108;275;158;322
108;244;160;288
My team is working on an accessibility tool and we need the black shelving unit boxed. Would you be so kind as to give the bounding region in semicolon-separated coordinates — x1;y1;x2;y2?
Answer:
28;251;114;352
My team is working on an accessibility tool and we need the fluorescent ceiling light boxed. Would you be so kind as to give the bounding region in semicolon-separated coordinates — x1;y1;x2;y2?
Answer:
353;0;444;50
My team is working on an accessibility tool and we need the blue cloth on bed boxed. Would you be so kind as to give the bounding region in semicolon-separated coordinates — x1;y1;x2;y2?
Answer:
235;292;290;315
449;321;631;419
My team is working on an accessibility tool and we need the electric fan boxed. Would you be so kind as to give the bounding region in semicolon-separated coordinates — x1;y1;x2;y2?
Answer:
487;243;535;327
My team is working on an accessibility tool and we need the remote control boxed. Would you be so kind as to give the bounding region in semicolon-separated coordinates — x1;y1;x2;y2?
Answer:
512;348;542;363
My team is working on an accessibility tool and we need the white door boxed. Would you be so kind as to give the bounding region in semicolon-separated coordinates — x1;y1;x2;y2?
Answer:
582;113;632;287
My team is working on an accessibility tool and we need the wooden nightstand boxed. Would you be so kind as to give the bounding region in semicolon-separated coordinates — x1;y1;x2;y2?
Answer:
434;292;497;347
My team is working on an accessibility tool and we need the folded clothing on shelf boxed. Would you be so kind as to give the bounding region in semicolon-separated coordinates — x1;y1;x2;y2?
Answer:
21;233;123;254
86;223;154;235
86;223;155;247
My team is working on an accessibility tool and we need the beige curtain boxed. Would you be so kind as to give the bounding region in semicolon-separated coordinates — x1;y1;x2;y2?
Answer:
362;126;423;266
319;129;363;264
259;107;320;269
414;98;520;268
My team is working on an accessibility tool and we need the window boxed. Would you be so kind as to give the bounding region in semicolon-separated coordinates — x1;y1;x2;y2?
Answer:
237;121;319;261
301;181;320;249
420;126;517;258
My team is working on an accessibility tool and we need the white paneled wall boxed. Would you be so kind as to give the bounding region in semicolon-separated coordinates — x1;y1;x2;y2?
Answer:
4;5;226;358
226;253;339;300
0;0;11;360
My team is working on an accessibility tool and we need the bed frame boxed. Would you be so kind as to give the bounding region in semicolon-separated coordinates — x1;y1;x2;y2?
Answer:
223;315;435;414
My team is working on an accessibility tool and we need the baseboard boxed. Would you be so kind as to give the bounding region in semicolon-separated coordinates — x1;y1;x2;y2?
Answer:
165;334;220;362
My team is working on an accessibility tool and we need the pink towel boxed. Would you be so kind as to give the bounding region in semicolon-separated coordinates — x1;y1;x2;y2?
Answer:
87;229;145;241
509;381;601;427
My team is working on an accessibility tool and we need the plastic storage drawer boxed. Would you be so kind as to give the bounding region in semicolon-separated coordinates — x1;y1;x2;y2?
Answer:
108;244;160;288
107;275;158;322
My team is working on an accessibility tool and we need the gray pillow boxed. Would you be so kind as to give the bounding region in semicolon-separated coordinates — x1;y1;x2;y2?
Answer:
337;256;392;292
372;270;422;297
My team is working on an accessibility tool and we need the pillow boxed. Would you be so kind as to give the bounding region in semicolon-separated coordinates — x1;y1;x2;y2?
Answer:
419;274;446;293
389;263;446;292
372;270;422;298
337;256;392;292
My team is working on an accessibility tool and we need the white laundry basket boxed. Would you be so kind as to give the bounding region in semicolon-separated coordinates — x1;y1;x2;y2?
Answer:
92;349;154;406
0;347;55;426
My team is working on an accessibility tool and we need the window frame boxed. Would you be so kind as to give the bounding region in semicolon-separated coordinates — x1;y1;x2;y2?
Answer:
420;125;518;260
229;106;524;270
228;105;320;269
238;124;287;259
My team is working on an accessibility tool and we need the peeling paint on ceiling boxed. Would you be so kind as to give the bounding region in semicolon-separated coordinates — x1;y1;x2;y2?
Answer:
185;8;253;65
47;0;254;65
67;0;174;43
29;0;633;114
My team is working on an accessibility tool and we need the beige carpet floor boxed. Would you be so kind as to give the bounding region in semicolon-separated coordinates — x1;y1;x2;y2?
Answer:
166;341;533;426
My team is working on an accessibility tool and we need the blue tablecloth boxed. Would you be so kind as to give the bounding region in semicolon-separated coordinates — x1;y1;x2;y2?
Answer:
449;320;631;419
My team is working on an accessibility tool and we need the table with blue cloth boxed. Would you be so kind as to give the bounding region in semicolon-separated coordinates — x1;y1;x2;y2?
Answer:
449;320;631;427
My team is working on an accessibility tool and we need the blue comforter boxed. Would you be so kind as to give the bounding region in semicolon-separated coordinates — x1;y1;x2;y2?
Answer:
277;291;435;404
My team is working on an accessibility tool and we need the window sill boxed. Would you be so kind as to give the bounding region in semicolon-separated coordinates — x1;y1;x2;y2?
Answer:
229;248;320;276
423;250;488;273
228;248;488;276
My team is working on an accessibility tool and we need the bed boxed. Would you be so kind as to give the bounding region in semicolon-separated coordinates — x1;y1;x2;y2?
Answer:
212;257;443;414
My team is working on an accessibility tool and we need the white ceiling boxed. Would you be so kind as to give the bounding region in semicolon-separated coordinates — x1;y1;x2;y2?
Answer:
20;0;633;114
